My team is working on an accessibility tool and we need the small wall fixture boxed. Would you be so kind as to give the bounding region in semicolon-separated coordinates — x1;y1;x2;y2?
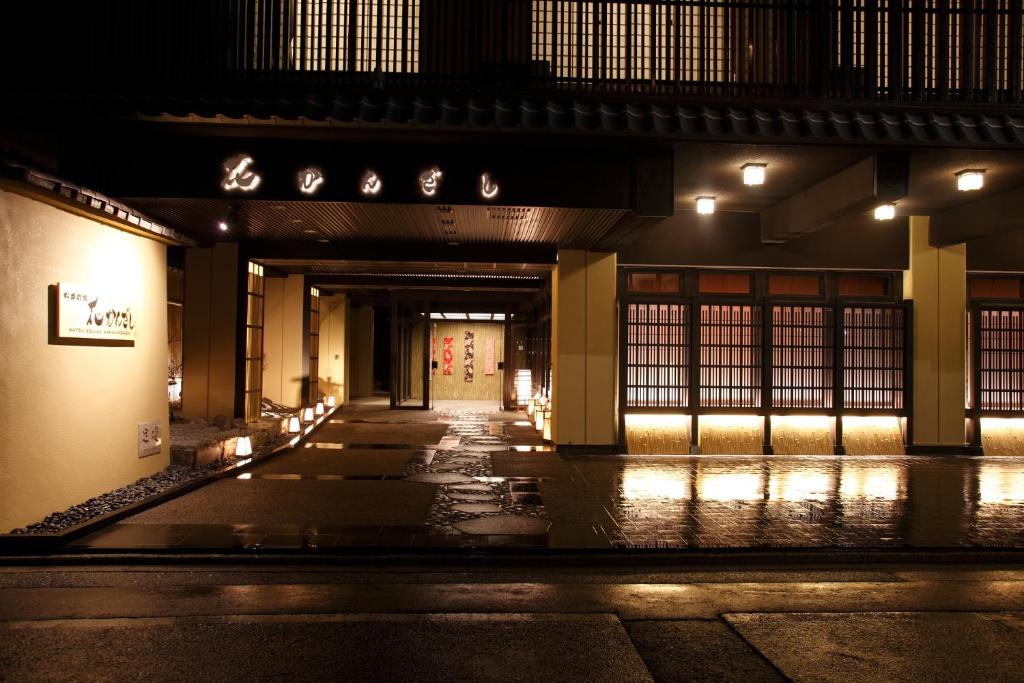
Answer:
874;203;896;221
696;196;716;215
326;395;336;408
956;169;985;192
741;163;766;186
287;416;301;434
235;435;253;457
315;400;325;416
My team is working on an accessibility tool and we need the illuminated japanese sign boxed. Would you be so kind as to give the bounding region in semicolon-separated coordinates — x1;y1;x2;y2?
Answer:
480;173;499;200
297;167;324;195
418;167;443;197
56;283;136;343
221;155;261;192
360;170;382;196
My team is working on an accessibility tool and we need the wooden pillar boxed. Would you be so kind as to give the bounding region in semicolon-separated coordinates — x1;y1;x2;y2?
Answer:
903;216;967;452
551;249;617;449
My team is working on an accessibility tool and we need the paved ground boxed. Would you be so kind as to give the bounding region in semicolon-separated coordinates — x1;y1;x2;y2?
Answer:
2;562;1024;681
66;401;1024;552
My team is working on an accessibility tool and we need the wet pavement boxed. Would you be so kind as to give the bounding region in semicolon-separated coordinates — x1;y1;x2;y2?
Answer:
66;404;1024;552
2;562;1024;682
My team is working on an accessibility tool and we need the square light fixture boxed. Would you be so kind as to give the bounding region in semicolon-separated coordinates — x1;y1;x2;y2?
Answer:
956;169;985;192
741;163;766;186
696;196;716;215
874;203;896;221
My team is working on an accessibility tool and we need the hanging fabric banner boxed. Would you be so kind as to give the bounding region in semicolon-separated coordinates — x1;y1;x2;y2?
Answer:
443;336;454;375
484;337;495;375
464;330;474;382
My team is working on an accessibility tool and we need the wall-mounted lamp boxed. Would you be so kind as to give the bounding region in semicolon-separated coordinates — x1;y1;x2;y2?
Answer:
874;203;896;221
696;196;716;215
956;169;985;192
741;163;767;186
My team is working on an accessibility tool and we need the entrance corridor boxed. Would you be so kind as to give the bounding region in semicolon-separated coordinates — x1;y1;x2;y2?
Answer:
69;403;1024;553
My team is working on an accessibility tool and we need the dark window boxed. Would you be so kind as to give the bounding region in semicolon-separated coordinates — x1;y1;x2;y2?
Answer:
768;274;821;296
627;272;681;293
970;277;1021;300
838;274;889;297
698;272;752;295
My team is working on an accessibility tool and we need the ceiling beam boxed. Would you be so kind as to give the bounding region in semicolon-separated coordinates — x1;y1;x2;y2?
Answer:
930;185;1024;247
242;241;557;264
760;152;908;243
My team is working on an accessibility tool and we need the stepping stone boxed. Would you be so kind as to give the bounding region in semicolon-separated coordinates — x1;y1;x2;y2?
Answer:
433;464;472;471
403;473;476;484
453;514;551;536
448;484;492;492
449;493;499;502
451;503;502;514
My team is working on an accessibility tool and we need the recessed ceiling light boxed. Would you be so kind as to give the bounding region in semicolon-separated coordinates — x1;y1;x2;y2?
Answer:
874;203;896;220
696;196;716;214
956;169;985;191
741;163;766;186
217;221;229;231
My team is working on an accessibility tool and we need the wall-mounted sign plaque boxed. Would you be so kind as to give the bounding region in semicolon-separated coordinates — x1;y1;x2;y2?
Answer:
138;422;162;457
56;283;136;343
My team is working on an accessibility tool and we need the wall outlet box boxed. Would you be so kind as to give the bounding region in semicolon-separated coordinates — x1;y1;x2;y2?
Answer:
138;422;162;457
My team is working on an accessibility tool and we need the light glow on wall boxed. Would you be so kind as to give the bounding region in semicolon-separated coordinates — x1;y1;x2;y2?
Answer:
842;416;904;456
741;163;766;186
956;169;985;192
698;415;763;455
771;415;834;456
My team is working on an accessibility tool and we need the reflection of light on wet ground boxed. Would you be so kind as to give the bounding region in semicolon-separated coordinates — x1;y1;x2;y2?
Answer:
839;463;905;500
697;468;764;501
768;468;834;502
978;461;1024;503
621;467;690;500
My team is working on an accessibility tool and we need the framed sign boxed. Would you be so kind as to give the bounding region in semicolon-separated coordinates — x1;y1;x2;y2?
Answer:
54;283;136;345
138;422;162;457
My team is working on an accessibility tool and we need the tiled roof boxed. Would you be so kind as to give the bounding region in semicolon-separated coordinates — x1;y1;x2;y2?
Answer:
1;162;193;245
117;90;1024;147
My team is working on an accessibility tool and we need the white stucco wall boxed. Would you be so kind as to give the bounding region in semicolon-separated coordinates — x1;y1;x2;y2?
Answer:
0;188;170;531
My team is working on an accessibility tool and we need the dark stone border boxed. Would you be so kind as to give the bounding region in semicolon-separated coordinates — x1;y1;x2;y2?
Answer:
0;406;340;556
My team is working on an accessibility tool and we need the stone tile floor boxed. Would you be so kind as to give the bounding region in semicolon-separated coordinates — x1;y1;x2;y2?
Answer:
68;405;1024;552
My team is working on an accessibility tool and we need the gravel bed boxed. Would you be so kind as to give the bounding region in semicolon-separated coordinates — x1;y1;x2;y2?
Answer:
7;433;290;535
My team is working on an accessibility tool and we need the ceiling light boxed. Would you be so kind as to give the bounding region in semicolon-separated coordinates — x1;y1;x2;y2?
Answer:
217;221;229;231
874;203;896;220
741;163;766;186
956;169;985;192
696;196;716;215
